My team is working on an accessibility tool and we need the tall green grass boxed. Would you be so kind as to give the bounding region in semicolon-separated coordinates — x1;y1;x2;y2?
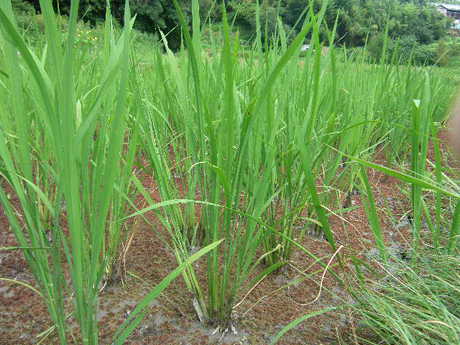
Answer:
355;253;460;345
0;0;136;342
340;64;460;345
0;1;221;344
130;0;454;329
1;0;458;342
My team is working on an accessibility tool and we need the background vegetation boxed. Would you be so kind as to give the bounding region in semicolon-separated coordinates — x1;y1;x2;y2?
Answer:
14;0;460;64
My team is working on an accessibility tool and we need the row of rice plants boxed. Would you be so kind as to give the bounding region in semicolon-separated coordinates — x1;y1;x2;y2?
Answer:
130;0;455;330
0;0;457;342
279;67;460;344
0;1;218;344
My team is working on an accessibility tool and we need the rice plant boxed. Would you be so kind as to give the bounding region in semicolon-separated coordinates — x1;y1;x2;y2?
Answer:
0;0;137;342
354;253;460;345
1;0;458;343
0;1;222;344
130;0;454;330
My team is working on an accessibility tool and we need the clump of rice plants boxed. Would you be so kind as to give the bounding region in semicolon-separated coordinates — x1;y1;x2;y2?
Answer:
131;0;455;330
333;80;460;345
0;0;137;342
0;1;221;344
132;0;341;327
1;0;459;343
354;253;460;345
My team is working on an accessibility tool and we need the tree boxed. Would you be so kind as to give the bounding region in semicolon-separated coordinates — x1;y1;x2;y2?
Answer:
280;0;450;47
23;0;191;50
18;0;451;52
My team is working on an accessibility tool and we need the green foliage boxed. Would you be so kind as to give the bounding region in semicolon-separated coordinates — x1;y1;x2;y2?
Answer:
11;0;34;16
0;1;222;344
124;0;189;50
435;36;460;67
0;0;136;342
368;33;460;66
127;0;456;328
221;1;283;44
19;0;190;50
367;34;436;65
13;0;453;56
11;0;40;38
222;0;452;63
355;253;460;345
2;1;460;343
280;0;450;45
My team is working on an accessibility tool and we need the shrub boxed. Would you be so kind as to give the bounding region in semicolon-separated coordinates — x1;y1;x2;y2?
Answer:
20;0;189;50
11;0;38;33
367;34;439;66
434;37;460;67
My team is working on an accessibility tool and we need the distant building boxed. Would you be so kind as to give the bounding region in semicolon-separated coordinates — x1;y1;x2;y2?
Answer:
434;3;460;30
436;3;460;18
